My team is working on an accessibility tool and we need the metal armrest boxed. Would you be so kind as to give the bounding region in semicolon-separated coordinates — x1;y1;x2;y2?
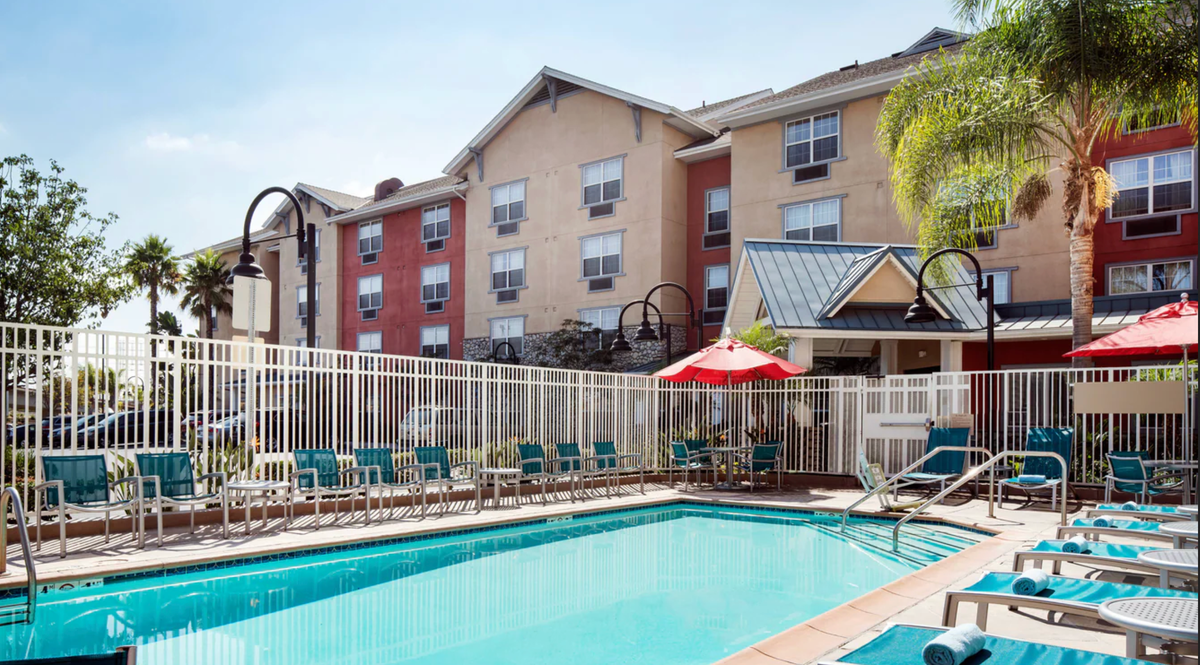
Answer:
519;458;546;475
450;460;478;480
196;471;227;490
553;455;583;471
617;453;641;464
33;480;64;494
290;468;319;491
1105;475;1151;487
342;466;374;488
395;463;429;485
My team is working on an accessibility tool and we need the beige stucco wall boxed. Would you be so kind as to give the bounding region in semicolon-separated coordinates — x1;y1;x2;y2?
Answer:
273;200;341;348
728;93;1071;304
460;89;691;339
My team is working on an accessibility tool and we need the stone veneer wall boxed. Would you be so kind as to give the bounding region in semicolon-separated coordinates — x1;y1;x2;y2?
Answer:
462;325;691;371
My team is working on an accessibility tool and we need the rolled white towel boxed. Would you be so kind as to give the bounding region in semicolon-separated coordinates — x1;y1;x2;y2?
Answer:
1016;474;1046;484
922;623;986;665
1011;568;1050;596
1120;501;1138;510
1061;536;1090;554
1091;516;1111;528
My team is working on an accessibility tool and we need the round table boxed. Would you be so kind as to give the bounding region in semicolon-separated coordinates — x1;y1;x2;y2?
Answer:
1178;505;1197;517
1160;521;1198;548
227;480;291;534
703;446;751;490
1137;549;1199;588
479;468;521;509
1099;597;1197;659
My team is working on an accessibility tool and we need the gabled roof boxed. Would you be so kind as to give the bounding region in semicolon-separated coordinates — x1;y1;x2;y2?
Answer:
685;88;775;121
326;175;466;225
442;67;721;177
728;240;993;334
994;291;1187;336
182;228;278;260
262;182;371;231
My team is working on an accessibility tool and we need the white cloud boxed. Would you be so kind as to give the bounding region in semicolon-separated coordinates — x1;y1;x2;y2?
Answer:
143;132;242;158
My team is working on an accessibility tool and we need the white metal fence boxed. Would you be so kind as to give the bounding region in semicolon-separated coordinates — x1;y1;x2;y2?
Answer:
2;322;1194;505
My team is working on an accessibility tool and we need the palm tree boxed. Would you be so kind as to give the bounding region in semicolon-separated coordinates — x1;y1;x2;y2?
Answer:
180;250;232;339
876;0;1195;366
125;235;181;335
148;311;183;337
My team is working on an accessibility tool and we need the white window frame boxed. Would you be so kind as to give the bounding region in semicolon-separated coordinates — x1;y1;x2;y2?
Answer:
490;248;526;294
357;220;382;255
421;203;451;244
705;264;730;313
580;232;623;280
420;263;451;304
782;196;842;242
578;307;619;350
981;268;1014;305
356;331;382;354
580;156;624;208
210;305;218;332
490;316;525;357
1106;258;1194;296
783;110;841;171
296;283;320;318
420;325;451;359
490;180;527;226
357;274;383;312
1107;148;1196;222
295;336;322;348
705;187;730;243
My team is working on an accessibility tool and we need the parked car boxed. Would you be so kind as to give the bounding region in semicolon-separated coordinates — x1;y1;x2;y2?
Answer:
75;410;179;449
7;415;77;447
47;413;109;448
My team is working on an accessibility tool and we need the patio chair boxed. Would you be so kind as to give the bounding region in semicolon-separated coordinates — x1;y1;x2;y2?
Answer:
591;441;644;495
668;440;714;491
353;447;428;520
136;452;229;539
289;449;372;529
516;443;575;505
732;441;783;492
892;427;970;499
998;427;1074;511
1104;453;1188;504
1056;518;1178;544
1086;503;1193;523
855;451;922;511
554;443;608;498
942;570;1196;630
1012;540;1194;586
821;623;1163;665
8;645;138;664
34;455;149;558
414;445;481;514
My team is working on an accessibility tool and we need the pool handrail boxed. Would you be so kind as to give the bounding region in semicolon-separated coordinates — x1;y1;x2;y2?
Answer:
839;446;992;531
0;486;37;624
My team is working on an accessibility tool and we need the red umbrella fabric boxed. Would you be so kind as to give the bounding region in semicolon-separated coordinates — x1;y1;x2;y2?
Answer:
1065;295;1197;357
655;338;806;385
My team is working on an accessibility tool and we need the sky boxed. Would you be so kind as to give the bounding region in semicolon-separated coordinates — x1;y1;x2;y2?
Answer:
0;0;959;335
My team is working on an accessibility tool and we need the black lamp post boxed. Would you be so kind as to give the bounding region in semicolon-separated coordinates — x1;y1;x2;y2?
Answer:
488;341;520;365
611;282;703;364
905;248;995;371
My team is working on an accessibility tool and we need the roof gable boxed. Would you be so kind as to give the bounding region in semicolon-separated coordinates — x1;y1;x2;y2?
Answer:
898;27;969;57
817;247;950;320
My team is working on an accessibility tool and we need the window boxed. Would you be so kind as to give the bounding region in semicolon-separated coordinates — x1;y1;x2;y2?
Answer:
422;204;451;252
298;228;321;272
295;336;322;348
491;181;526;225
1109;149;1194;220
1108;259;1193;295
421;263;450;303
982;269;1013;305
210;305;218;332
582;157;623;208
491;317;524;357
1124;216;1181;239
580;307;619;350
784;111;840;170
297;284;320;324
704;187;730;249
357;331;382;354
783;198;840;241
582;233;622;278
357;274;383;311
358;221;382;256
704;265;730;325
491;248;525;301
421;325;450;359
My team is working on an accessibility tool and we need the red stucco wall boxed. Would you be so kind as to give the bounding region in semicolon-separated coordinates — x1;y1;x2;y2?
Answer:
686;156;732;347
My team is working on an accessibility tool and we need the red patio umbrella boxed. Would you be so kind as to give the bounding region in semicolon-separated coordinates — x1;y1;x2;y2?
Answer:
655;337;806;385
1064;294;1197;358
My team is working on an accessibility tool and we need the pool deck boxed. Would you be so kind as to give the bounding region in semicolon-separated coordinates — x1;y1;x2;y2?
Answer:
3;483;1186;664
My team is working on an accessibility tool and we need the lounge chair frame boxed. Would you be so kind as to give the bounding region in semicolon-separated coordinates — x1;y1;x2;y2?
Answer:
137;452;229;541
591;441;644;496
731;442;783;492
998;427;1075;511
1055;523;1176;545
668;441;714;491
1012;546;1198;587
414;446;481;515
288;449;373;529
1104;454;1189;504
516;444;575;505
33;455;149;558
353;447;431;521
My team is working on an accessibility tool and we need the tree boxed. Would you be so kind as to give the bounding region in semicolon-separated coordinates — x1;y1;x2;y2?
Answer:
0;155;131;327
148;311;183;337
531;319;616;371
724;320;790;357
876;0;1196;366
179;250;232;339
125;234;181;335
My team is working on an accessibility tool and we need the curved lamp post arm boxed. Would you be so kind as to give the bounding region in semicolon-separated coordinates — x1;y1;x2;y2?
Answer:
641;281;698;325
490;341;520;364
242;186;305;259
911;247;995;372
914;247;988;300
616;299;664;332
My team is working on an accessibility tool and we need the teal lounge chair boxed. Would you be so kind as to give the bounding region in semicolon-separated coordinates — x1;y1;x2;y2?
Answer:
137;452;229;539
942;571;1196;630
414;445;480;514
1012;540;1188;584
668;440;714;491
34;455;149;557
893;427;971;499
824;623;1162;665
1056;518;1178;544
555;443;608;498
289;449;372;529
1104;454;1188;505
732;442;783;492
1087;503;1192;523
353;447;428;520
998;427;1074;510
591;441;644;495
516;443;574;504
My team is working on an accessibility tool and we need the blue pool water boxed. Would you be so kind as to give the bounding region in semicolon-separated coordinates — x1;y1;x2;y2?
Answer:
2;504;968;664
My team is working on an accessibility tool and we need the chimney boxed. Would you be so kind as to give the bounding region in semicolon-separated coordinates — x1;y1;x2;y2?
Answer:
373;177;404;202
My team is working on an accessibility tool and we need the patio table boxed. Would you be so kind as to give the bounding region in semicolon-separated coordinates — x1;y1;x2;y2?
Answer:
1159;520;1198;548
479;468;521;509
1098;597;1197;659
1146;460;1197;503
1137;548;1198;588
1178;505;1198;518
227;480;290;534
703;446;752;490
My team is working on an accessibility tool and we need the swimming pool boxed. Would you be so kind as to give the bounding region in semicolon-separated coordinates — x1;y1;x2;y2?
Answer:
1;503;979;664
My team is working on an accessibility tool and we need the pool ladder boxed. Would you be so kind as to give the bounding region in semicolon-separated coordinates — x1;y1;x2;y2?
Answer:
0;487;37;625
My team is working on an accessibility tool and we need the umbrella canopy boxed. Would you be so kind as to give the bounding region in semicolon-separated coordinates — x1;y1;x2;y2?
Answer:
1065;295;1197;357
655;338;806;385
